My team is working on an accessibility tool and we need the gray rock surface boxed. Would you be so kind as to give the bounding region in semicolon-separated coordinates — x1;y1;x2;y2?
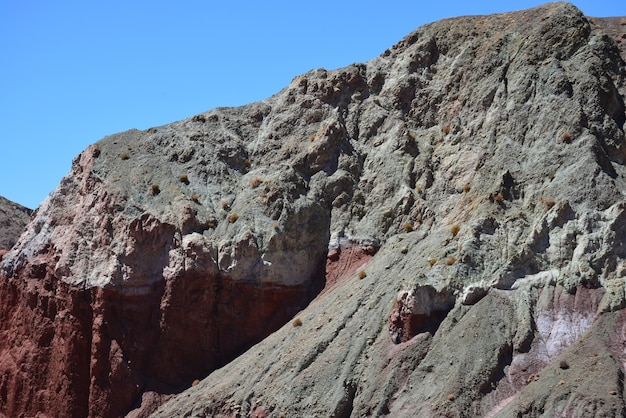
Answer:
1;2;626;417
150;3;626;417
0;196;31;251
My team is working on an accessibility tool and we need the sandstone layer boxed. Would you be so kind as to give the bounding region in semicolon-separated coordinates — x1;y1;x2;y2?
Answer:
1;2;626;417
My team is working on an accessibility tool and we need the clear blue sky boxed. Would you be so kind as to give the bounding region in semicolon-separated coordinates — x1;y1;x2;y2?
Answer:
1;1;623;209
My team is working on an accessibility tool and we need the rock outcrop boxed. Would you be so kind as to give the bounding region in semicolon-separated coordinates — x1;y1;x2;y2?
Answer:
0;196;32;256
1;2;626;417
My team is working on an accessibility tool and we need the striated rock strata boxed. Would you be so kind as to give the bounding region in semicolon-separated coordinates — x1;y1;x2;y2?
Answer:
2;2;626;417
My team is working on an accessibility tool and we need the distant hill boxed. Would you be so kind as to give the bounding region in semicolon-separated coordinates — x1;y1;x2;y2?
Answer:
0;196;31;251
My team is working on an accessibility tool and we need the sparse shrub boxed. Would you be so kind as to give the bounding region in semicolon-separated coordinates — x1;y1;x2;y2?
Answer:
120;152;130;160
309;135;316;142
492;192;504;202
151;184;160;196
428;258;437;267
541;196;555;209
527;373;540;383
404;222;414;232
221;200;230;210
273;221;279;230
358;270;367;279
250;177;263;188
561;131;572;143
451;224;460;237
463;183;471;193
292;318;302;327
179;174;189;184
447;394;455;401
192;379;200;386
548;170;556;180
442;125;451;135
446;256;456;265
415;185;422;193
244;158;251;167
191;193;200;203
228;212;239;223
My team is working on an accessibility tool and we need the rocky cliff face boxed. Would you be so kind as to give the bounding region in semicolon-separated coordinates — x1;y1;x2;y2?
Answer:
1;2;626;417
0;196;32;255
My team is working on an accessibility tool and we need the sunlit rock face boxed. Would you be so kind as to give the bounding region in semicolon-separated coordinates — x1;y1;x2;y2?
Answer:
2;3;626;417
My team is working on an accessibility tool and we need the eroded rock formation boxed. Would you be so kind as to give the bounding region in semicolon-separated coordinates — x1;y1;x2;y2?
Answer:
1;2;626;417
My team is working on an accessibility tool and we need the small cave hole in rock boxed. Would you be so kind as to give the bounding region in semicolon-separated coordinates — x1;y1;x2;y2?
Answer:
388;285;455;344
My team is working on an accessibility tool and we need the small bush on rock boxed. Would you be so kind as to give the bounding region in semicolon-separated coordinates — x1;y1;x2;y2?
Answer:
561;131;572;143
250;177;263;188
541;196;555;209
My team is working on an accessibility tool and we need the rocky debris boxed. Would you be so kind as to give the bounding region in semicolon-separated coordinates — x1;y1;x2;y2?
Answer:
0;196;32;253
1;2;626;417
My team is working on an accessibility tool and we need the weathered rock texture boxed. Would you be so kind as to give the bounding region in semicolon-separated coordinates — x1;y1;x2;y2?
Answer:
593;16;626;60
0;196;32;254
1;2;626;417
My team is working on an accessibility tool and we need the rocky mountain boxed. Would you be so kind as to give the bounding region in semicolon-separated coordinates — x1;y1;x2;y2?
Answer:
0;196;32;255
1;2;626;417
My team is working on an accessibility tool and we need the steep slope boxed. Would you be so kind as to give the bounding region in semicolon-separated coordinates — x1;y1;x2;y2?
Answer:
0;2;625;418
0;196;32;254
152;3;626;417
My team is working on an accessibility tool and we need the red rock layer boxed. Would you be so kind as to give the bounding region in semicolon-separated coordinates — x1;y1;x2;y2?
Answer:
0;257;322;418
322;244;376;296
